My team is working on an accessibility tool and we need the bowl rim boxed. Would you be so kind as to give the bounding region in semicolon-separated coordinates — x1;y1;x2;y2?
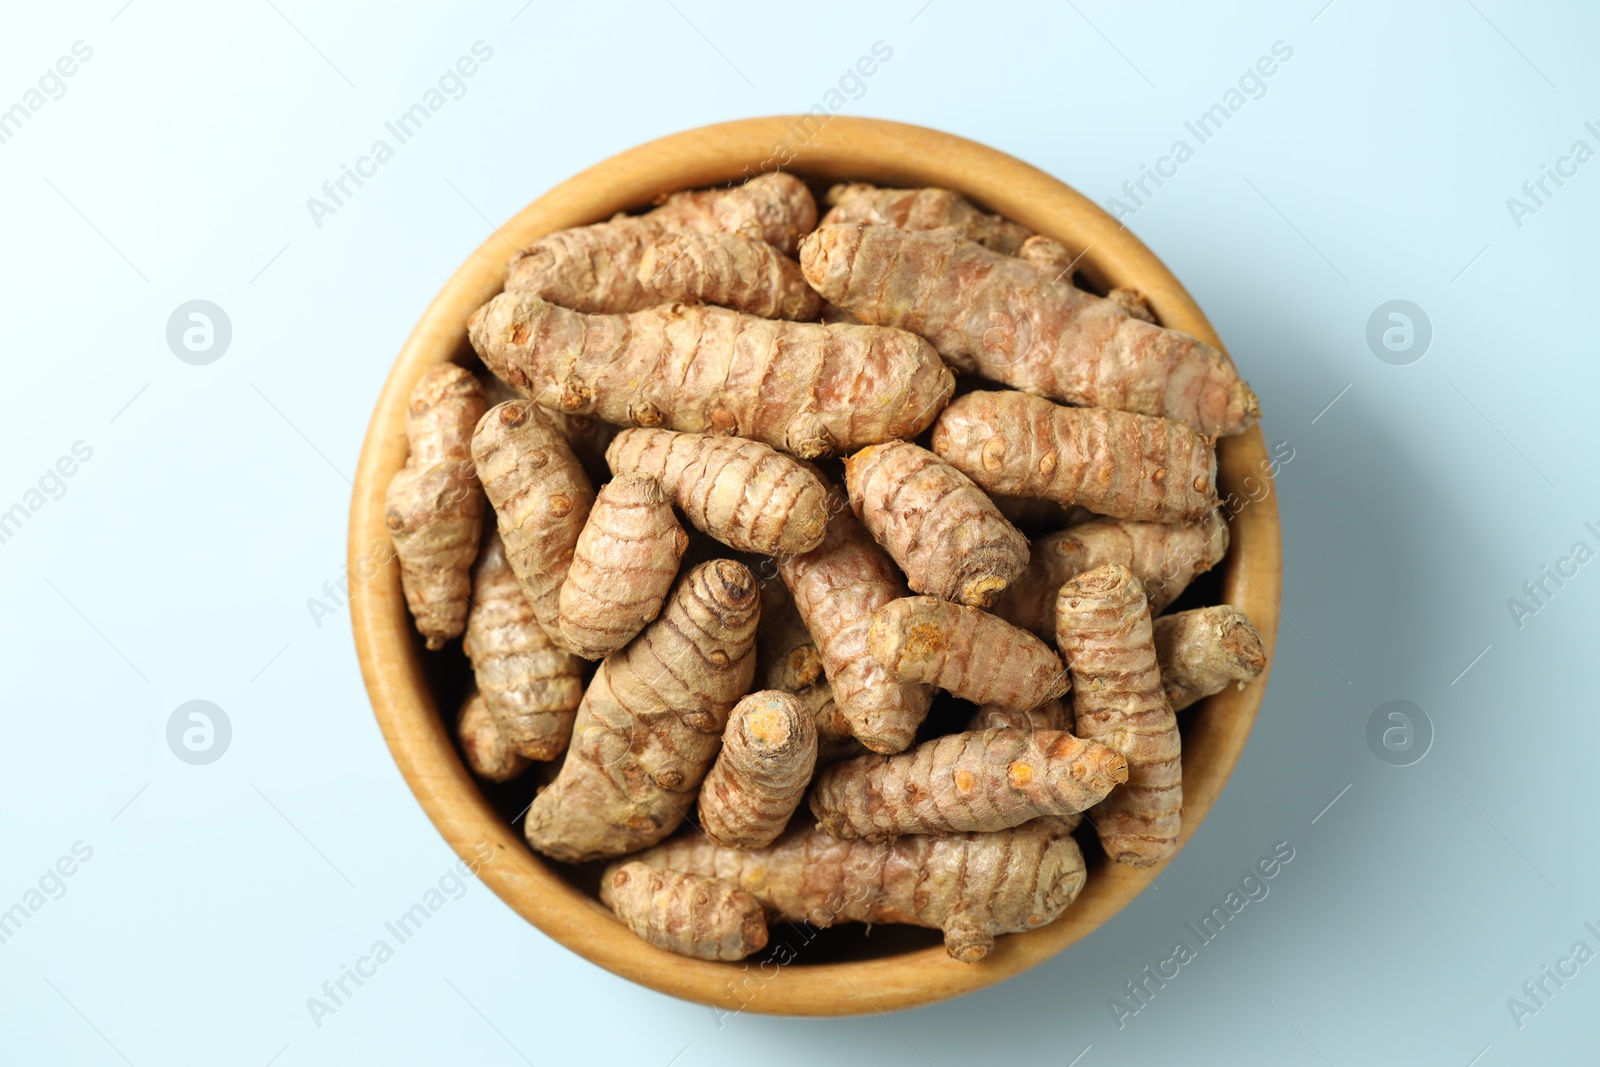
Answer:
348;115;1282;1017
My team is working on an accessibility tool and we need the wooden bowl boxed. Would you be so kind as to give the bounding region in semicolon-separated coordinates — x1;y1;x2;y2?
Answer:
349;116;1282;1016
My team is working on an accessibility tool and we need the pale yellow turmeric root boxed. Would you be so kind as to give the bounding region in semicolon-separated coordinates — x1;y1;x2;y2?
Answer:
385;365;486;648
779;481;933;755
626;817;1086;962
867;597;1069;712
471;400;595;648
994;509;1229;639
932;390;1216;524
651;171;818;255
469;292;953;458
456;691;529;783
601;863;769;962
800;224;1258;436
967;697;1073;735
1153;605;1266;711
1015;237;1157;323
523;559;759;863
1055;564;1181;866
504;171;817;312
606;428;829;556
462;533;586;760
809;728;1126;839
821;183;1034;254
843;440;1029;608
697;691;817;849
637;231;822;320
557;472;688;659
754;580;863;765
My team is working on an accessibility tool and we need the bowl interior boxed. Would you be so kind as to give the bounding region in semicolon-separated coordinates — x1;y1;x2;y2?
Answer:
349;116;1282;1015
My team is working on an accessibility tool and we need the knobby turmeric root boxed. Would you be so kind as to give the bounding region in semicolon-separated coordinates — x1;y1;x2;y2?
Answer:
627;817;1086;962
650;170;818;256
960;701;1083;834
385;365;486;648
557;472;688;659
1153;605;1266;711
456;691;529;783
967;697;1073;735
1015;237;1159;325
800;224;1259;436
472;400;595;648
462;533;586;760
469;292;954;458
820;183;1034;254
809;728;1126;839
755;580;862;765
994;509;1229;639
605;429;829;555
637;232;822;320
780;482;933;755
523;559;759;863
1055;564;1182;866
843;440;1029;608
1015;234;1077;275
932;390;1216;524
697;691;817;849
867;597;1069;712
504;172;817;312
601;863;769;962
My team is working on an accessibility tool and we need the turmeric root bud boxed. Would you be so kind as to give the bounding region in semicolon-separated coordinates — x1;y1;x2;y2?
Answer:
601;863;769;962
456;691;529;783
385;365;487;648
1153;606;1266;710
867;597;1069;712
697;691;818;849
626;817;1086;962
810;728;1126;839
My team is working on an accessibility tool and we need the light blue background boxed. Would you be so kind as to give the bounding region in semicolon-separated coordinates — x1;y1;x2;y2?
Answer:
2;2;1595;1063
